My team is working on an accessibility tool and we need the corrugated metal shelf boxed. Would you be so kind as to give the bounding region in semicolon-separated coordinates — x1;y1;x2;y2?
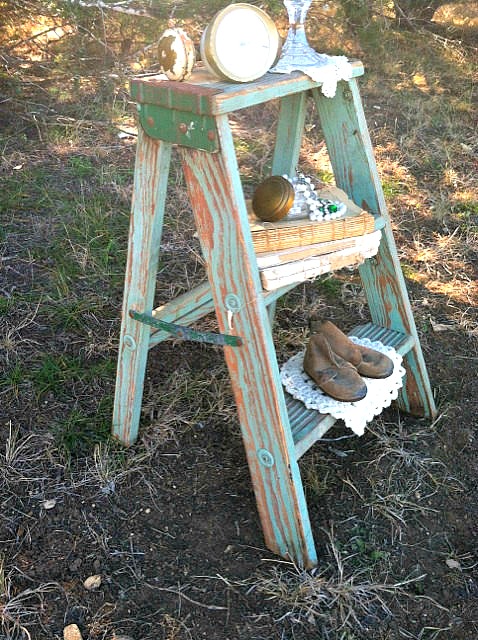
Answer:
289;322;415;459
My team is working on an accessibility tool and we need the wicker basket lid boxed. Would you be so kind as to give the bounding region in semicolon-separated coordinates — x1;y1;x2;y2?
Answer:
252;176;295;222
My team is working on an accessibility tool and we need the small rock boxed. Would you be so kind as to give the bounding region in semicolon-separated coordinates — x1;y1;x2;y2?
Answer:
69;557;82;573
83;574;102;590
43;499;57;510
430;318;453;333
446;558;461;570
101;480;116;495
64;624;83;640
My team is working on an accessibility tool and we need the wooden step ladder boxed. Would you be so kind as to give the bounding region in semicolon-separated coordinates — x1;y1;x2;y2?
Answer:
112;61;436;569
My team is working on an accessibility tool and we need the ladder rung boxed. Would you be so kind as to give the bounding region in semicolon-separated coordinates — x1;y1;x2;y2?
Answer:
289;322;415;459
148;281;298;348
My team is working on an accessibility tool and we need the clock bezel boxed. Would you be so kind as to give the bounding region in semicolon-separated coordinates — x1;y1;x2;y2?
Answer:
200;3;281;83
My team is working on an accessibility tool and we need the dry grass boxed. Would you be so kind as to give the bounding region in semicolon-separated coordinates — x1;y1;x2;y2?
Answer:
245;526;445;639
0;575;64;640
345;415;463;543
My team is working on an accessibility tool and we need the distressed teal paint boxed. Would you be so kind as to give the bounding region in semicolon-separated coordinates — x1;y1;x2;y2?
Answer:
257;448;275;468
148;281;214;347
224;293;242;312
271;92;307;177
293;414;336;460
196;64;362;114
180;115;317;568
112;129;172;445
313;81;436;419
114;65;437;568
266;91;308;326
131;61;364;117
349;322;415;354
131;77;221;115
148;281;298;348
123;335;137;351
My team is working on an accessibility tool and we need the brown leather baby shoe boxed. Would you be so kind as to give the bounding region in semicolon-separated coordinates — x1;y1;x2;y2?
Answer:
303;333;368;402
309;318;394;379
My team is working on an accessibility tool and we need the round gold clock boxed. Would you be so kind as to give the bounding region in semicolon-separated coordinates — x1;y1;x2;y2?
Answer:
200;3;280;83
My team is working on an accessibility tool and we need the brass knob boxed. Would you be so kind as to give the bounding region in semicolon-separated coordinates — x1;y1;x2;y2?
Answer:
252;176;295;222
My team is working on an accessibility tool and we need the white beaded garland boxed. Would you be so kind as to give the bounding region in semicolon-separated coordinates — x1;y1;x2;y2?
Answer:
282;172;347;222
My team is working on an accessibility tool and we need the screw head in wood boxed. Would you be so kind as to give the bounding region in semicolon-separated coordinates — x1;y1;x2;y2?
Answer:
224;294;241;312
257;448;275;467
123;335;137;350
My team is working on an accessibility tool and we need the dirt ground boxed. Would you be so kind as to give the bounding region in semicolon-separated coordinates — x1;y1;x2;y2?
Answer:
1;3;477;639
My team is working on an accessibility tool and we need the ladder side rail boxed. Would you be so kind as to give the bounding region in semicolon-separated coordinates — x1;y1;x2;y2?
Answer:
112;130;173;445
271;92;308;177
312;81;436;417
179;114;317;567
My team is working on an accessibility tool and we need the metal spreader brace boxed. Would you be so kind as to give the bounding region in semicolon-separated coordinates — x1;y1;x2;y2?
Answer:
129;310;242;347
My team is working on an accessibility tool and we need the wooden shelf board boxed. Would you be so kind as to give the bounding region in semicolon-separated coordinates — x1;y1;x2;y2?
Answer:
287;394;336;459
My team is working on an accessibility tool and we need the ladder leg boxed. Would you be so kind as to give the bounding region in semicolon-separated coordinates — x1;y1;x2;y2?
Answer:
271;92;307;177
180;115;317;568
312;81;436;418
112;129;172;445
267;92;308;325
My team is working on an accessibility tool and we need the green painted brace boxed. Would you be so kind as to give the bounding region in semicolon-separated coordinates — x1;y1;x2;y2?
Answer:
137;103;219;151
129;310;242;347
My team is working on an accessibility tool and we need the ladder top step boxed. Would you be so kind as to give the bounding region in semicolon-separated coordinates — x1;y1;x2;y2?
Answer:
130;60;364;116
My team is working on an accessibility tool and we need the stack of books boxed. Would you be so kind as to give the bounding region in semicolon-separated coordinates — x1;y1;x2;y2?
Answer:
249;185;380;291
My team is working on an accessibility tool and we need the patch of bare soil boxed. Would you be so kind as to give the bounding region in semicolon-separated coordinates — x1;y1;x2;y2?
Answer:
1;322;478;639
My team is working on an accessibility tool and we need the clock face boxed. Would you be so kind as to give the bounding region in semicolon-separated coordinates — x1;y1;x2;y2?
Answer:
201;4;280;83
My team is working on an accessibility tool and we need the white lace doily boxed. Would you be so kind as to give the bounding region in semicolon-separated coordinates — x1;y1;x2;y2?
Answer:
270;54;353;98
280;337;406;436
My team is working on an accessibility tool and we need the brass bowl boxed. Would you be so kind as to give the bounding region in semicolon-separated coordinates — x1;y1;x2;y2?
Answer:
252;175;295;222
158;28;196;81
